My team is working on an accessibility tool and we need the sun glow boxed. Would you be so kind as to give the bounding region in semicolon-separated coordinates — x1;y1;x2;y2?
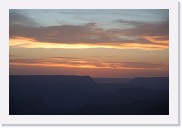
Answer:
143;36;169;45
10;36;168;50
10;61;168;71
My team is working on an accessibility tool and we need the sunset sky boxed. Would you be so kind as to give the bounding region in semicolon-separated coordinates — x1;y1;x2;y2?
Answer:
9;9;169;78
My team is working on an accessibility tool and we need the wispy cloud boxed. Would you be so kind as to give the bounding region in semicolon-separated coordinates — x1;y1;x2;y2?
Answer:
9;18;168;50
10;57;168;70
9;10;169;77
114;19;169;37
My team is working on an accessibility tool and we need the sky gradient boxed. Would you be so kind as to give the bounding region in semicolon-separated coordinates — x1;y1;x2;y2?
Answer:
9;9;169;78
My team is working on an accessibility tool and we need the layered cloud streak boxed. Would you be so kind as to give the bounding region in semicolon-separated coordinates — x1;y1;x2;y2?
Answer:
10;12;169;50
10;57;168;70
9;10;169;77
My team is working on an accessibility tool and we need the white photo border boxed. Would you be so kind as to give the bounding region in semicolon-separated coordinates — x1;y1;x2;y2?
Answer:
0;0;179;125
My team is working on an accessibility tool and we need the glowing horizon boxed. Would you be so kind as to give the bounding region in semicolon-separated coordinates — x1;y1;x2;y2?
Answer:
9;9;169;78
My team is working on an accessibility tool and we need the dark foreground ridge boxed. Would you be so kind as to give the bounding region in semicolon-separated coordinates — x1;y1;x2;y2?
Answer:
9;75;169;115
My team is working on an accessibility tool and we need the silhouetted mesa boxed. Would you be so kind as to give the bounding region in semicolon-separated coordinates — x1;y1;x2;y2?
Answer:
9;75;169;115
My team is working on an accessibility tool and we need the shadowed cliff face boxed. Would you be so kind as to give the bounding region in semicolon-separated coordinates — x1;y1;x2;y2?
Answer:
9;75;169;115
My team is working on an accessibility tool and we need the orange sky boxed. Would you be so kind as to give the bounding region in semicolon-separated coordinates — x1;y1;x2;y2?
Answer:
9;9;169;78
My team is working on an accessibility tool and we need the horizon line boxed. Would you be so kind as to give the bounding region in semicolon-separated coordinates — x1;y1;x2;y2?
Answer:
9;75;169;79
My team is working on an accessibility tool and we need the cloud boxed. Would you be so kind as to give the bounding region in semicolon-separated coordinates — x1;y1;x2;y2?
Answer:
113;19;169;37
116;19;145;26
9;54;15;57
49;56;78;59
91;55;113;58
119;62;168;69
9;18;169;50
10;57;168;70
9;10;38;26
10;23;102;43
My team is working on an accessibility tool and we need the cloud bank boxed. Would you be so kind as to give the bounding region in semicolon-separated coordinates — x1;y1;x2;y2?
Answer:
9;11;169;50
